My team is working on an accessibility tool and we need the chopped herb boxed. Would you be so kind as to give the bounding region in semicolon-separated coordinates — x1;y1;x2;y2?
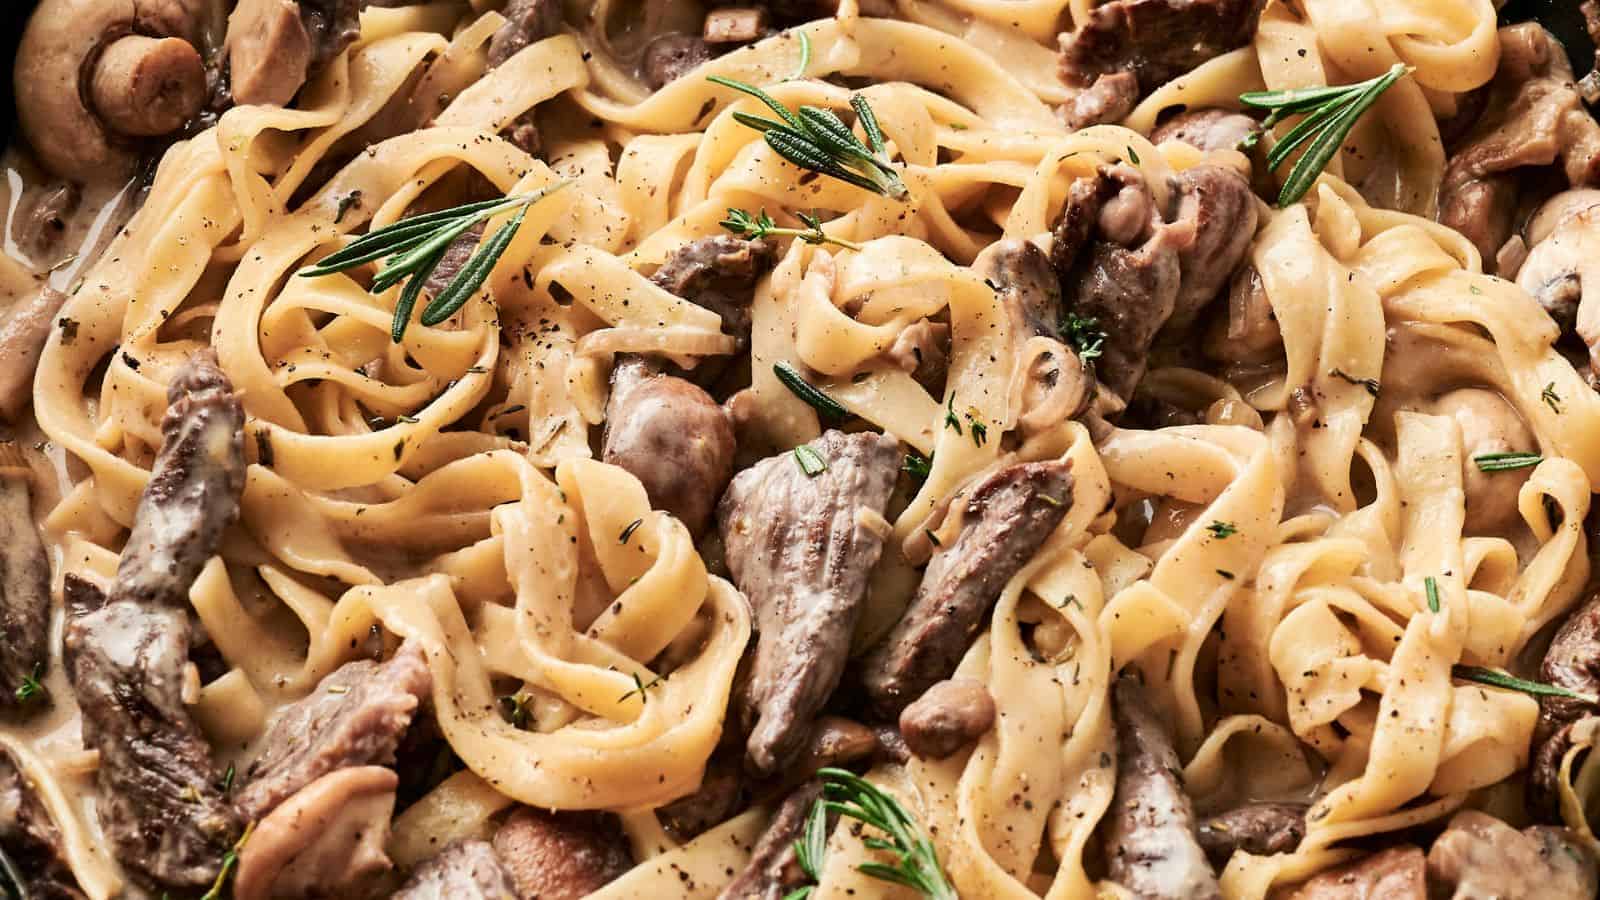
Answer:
1216;569;1235;580
1061;312;1106;363
1240;62;1410;206
198;820;255;900
299;182;572;341
1206;521;1238;539
1451;665;1599;705
965;409;988;447
1127;146;1141;164
774;361;848;420
721;207;863;250
813;768;957;899
1543;382;1563;414
1059;594;1082;610
619;518;643;544
220;764;236;794
13;663;44;705
1424;575;1440;613
1329;368;1380;397
1469;285;1483;296
706;75;909;200
618;671;664;705
1473;452;1542;473
925;528;942;548
903;451;933;481
794;444;829;477
500;692;531;729
943;395;962;436
335;190;363;223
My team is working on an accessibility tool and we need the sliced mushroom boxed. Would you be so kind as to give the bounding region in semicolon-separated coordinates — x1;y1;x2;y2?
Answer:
1517;197;1600;381
1430;388;1537;534
16;0;211;182
233;766;399;900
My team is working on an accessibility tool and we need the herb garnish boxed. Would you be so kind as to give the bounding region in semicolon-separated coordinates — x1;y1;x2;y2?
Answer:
706;76;909;200
814;767;957;899
1061;312;1106;363
785;794;830;900
618;672;664;705
500;692;532;729
943;395;962;436
721;207;863;250
1206;521;1237;539
1543;382;1563;414
794;444;829;477
1424;575;1441;613
903;451;933;481
1329;368;1381;397
1451;665;1599;705
1473;452;1542;473
619;518;643;544
219;764;236;794
790;31;812;81
198;820;255;900
299;182;571;342
965;409;988;447
774;362;847;419
1240;63;1410;207
13;663;45;705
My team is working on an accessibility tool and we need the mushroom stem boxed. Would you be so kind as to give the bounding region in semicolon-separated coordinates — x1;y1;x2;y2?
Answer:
90;35;207;138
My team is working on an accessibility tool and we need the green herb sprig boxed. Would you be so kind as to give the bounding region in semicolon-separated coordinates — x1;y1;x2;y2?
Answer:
198;820;255;900
794;444;829;477
816;768;956;899
775;362;848;420
706;76;909;200
1473;452;1542;473
1061;312;1106;363
783;796;830;900
13;663;45;705
721;207;863;250
300;182;570;342
903;451;933;481
1424;575;1441;613
1451;665;1599;706
1240;63;1410;207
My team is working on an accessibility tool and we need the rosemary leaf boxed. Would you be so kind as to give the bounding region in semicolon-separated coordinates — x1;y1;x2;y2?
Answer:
794;444;829;477
1424;575;1441;613
1452;665;1599;705
774;362;848;419
392;245;444;343
420;204;530;326
1473;452;1542;473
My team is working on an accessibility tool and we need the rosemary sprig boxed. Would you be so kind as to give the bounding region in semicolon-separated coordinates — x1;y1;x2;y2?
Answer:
299;182;570;342
1451;665;1600;706
774;362;848;420
784;795;830;900
816;768;956;899
1473;452;1542;473
721;207;864;250
199;820;255;900
706;75;909;200
1240;63;1410;207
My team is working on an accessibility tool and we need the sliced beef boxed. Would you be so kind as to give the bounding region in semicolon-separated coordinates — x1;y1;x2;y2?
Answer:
716;781;822;900
1287;846;1425;900
861;460;1073;716
1440;24;1600;272
233;766;398;900
1099;674;1219;900
1168;164;1258;333
718;430;900;776
602;356;737;538
0;287;69;422
1058;0;1266;111
643;34;714;90
236;641;431;819
1061;70;1140;130
1197;801;1308;866
491;808;632;900
1052;165;1191;400
1529;591;1600;818
486;0;563;68
704;8;769;44
0;751;85;900
0;462;50;710
1426;810;1597;900
226;0;360;107
897;677;997;760
651;235;777;343
656;751;747;841
63;351;245;890
392;840;518;900
1149;109;1260;152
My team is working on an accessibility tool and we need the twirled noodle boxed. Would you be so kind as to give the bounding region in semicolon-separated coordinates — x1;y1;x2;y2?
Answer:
6;1;1594;898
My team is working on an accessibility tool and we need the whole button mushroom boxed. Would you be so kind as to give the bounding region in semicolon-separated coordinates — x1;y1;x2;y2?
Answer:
14;0;210;183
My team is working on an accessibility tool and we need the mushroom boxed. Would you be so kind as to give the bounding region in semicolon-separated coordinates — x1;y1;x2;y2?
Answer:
15;0;210;183
1430;387;1537;535
232;765;399;900
0;288;69;423
1517;194;1600;369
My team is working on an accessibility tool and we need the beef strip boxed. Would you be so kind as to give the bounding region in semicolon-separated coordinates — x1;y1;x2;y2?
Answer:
1196;801;1308;866
236;641;431;819
227;0;361;107
0;461;50;710
1168;164;1258;334
1426;810;1597;900
420;224;486;303
717;781;822;900
1061;71;1140;130
1149;109;1260;152
705;8;769;44
861;460;1073;716
63;351;245;889
0;287;69;422
602;356;737;538
1058;0;1265;115
897;677;997;760
491;808;632;900
1529;591;1600;818
656;750;748;841
651;235;777;343
486;0;563;68
392;840;518;900
1052;165;1191;400
1099;674;1220;900
0;751;85;900
1287;846;1425;900
718;430;900;776
1440;24;1600;272
643;34;715;90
